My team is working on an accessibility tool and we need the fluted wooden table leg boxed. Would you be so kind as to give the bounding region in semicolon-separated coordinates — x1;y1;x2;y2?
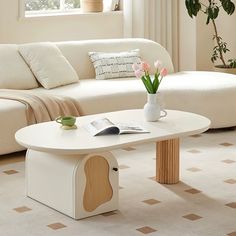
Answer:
156;138;180;184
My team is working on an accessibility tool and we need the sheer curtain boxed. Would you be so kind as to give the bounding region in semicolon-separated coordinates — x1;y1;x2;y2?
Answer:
123;0;133;37
123;0;179;71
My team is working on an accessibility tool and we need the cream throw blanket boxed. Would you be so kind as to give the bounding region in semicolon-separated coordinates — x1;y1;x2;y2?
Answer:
0;89;81;125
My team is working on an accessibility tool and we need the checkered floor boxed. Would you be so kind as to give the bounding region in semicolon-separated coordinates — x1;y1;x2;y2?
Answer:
0;128;236;236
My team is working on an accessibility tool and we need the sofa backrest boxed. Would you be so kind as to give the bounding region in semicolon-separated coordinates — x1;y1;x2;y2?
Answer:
55;38;174;80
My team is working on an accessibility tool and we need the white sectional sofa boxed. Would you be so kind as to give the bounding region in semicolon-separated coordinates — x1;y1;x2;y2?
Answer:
1;38;236;155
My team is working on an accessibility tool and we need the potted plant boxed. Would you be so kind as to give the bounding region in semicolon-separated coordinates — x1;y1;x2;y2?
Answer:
132;61;168;121
185;0;236;74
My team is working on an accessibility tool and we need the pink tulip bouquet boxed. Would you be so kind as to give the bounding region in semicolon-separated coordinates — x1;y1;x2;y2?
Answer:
132;61;168;94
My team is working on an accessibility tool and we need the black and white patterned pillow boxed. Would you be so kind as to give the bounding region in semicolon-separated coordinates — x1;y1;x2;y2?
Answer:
88;49;141;80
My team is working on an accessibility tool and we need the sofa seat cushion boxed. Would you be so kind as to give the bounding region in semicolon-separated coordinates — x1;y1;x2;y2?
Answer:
160;71;236;128
0;99;27;154
34;77;146;115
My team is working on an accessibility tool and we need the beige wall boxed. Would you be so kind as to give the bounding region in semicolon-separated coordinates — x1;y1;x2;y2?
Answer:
178;1;197;71
217;11;236;62
196;12;213;71
0;0;123;44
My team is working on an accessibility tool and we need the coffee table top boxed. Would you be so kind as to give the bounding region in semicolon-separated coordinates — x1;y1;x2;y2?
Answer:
15;109;210;155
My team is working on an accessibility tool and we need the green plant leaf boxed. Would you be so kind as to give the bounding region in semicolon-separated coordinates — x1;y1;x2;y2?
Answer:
141;76;151;93
213;6;219;19
153;73;160;93
220;0;235;15
228;58;236;68
185;0;193;17
206;15;210;24
207;7;213;19
229;2;235;14
146;74;154;93
141;76;153;94
185;0;201;17
205;5;219;23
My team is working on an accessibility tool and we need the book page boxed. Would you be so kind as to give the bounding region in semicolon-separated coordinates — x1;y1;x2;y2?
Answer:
85;118;119;136
85;118;149;136
117;123;149;134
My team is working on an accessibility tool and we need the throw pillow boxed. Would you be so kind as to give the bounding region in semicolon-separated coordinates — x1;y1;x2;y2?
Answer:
19;42;79;89
0;44;38;89
88;49;141;80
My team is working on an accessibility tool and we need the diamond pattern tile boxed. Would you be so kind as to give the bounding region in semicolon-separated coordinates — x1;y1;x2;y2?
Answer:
149;176;156;181
228;231;236;236
222;159;236;164
220;143;234;147
182;214;202;221
3;170;19;175
224;179;236;184
122;147;136;151
189;134;202;138
13;206;32;213
142;199;161;205
184;188;201;194
119;164;130;169
136;226;157;234
47;223;66;230
187;167;202;172
225;202;236;209
187;149;201;154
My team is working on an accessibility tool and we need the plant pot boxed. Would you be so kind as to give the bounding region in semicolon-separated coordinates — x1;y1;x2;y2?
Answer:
143;93;167;122
214;65;236;75
81;0;103;12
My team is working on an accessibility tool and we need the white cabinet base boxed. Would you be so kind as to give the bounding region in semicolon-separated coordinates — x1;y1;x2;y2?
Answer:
26;149;119;219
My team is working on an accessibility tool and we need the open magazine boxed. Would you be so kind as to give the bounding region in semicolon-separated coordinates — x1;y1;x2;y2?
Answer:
85;117;149;136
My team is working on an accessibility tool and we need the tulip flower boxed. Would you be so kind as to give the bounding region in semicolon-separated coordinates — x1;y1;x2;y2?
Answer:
134;69;145;78
132;60;167;94
154;60;162;69
132;63;140;71
141;61;151;72
160;68;168;77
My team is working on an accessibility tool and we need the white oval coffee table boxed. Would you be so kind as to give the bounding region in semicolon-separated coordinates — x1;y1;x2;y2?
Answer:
15;109;210;219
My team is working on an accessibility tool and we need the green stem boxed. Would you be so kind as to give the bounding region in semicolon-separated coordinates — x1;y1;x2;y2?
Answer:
200;2;207;8
159;76;164;85
211;19;227;66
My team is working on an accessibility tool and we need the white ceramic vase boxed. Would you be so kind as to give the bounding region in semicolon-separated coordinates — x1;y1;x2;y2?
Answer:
143;93;167;122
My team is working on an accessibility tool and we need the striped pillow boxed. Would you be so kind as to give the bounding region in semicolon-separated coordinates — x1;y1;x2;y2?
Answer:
88;49;141;80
